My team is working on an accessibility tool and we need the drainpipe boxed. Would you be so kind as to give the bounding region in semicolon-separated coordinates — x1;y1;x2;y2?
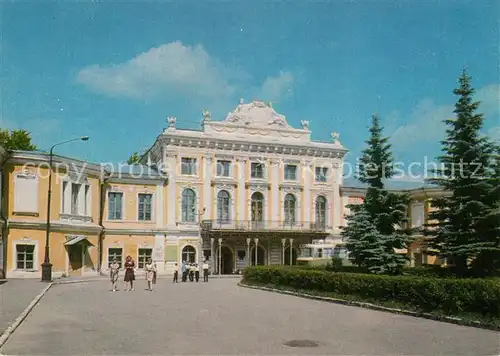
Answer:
0;152;12;279
97;171;110;274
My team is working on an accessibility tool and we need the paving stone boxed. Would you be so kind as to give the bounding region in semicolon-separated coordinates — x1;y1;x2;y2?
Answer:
1;278;499;355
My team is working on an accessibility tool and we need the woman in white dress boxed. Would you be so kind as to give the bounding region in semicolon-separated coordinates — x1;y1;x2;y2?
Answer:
145;258;157;291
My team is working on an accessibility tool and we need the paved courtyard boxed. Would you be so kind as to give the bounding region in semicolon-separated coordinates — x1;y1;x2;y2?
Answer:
0;278;499;355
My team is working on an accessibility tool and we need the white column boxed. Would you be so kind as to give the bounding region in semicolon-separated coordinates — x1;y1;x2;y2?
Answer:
281;238;286;265
166;153;177;227
237;157;246;220
246;238;251;266
218;238;222;275
153;233;165;273
156;183;164;228
64;182;71;214
254;237;259;265
203;155;212;220
210;238;215;272
289;238;294;265
271;160;279;227
303;160;312;222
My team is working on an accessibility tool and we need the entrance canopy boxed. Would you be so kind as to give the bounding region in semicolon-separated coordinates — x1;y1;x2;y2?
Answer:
64;235;94;246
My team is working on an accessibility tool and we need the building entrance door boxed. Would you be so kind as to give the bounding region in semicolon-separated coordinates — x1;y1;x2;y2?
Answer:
221;246;234;274
251;246;266;265
68;244;84;276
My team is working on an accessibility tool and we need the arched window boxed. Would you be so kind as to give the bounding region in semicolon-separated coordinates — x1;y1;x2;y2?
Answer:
217;190;231;223
315;195;327;228
181;245;196;263
284;194;296;225
181;189;196;222
251;192;264;222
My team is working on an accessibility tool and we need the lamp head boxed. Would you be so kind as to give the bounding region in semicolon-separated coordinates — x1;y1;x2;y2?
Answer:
81;136;90;141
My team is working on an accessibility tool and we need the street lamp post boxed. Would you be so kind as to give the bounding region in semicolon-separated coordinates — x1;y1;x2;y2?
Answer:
41;136;89;282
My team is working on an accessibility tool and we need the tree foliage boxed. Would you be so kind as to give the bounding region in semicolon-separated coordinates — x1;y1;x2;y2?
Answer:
425;69;500;276
342;115;410;275
0;129;37;151
127;152;142;164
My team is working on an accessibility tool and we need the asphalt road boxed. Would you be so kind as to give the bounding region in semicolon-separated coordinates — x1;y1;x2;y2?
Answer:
1;278;499;355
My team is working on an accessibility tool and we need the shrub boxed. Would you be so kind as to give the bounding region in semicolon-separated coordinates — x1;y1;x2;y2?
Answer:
242;266;500;317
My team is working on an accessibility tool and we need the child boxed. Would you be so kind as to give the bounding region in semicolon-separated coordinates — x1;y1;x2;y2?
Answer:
110;258;120;292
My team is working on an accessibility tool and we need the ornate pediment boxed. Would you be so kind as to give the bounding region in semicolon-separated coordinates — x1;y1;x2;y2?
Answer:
279;183;304;193
224;100;292;128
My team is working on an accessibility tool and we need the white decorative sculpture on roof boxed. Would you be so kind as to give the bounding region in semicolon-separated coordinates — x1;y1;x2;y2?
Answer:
202;109;211;121
239;98;244;104
223;100;291;128
167;116;176;129
331;132;340;143
300;120;309;130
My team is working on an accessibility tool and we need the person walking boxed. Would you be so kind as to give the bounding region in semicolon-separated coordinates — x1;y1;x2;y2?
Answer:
189;263;195;282
172;262;179;283
203;260;209;282
194;263;200;282
110;258;120;291
181;261;187;282
145;258;156;291
124;255;136;291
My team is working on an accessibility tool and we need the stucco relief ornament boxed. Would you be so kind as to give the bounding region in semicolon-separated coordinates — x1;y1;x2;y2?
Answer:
300;120;310;130
331;132;340;144
167;116;176;129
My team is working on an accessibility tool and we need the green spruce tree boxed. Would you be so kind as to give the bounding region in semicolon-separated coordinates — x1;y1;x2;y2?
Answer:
127;151;142;164
342;115;409;275
425;69;500;276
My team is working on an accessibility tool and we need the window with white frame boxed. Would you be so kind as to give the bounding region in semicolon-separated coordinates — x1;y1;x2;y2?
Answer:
315;167;328;182
108;248;123;268
411;202;425;228
284;194;296;224
181;188;196;222
138;193;153;221
16;244;35;270
181;158;197;175
315;195;327;228
71;183;81;215
217;190;231;222
251;162;265;179
216;160;231;177
108;192;123;220
138;248;153;268
62;181;90;216
13;172;39;214
284;165;297;181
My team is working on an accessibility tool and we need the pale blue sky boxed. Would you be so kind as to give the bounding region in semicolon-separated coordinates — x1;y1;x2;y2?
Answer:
2;1;498;176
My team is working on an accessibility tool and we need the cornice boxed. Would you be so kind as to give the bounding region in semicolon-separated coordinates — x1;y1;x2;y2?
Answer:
8;220;102;233
104;228;167;236
7;155;104;176
279;183;304;192
245;181;271;190
107;177;166;185
158;135;347;159
211;178;237;187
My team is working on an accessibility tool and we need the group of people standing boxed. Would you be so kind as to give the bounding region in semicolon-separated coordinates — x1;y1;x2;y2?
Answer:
110;257;210;291
172;260;210;283
109;255;157;292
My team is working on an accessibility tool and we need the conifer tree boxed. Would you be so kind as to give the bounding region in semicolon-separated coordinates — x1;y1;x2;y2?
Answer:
425;69;500;276
342;115;409;274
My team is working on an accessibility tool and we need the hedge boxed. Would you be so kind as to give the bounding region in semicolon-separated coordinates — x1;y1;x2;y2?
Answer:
242;266;500;317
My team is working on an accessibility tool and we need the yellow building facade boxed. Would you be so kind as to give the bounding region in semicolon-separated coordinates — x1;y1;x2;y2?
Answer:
0;100;447;279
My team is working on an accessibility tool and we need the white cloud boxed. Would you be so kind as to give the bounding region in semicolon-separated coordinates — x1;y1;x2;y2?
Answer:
488;126;500;141
76;41;294;105
257;71;294;102
390;83;500;151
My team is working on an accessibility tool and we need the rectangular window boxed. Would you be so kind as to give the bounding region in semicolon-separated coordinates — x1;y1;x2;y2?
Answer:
181;158;197;175
108;192;123;220
411;202;425;228
315;167;328;182
138;193;153;221
216;160;231;177
251;162;264;179
284;165;297;180
16;244;35;270
138;248;153;269
108;248;123;268
71;183;81;215
13;174;39;213
62;181;68;213
84;185;90;216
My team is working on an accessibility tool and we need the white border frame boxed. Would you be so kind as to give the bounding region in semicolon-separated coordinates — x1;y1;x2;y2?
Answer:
12;239;39;272
136;191;156;222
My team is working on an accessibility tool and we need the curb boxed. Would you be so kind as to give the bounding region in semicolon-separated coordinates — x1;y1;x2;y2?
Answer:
238;282;500;332
0;282;53;349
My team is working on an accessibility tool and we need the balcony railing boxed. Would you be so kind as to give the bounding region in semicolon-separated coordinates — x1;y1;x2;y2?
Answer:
201;220;331;232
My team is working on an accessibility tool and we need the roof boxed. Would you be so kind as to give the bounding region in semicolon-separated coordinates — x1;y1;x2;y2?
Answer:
342;177;438;191
105;163;166;181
